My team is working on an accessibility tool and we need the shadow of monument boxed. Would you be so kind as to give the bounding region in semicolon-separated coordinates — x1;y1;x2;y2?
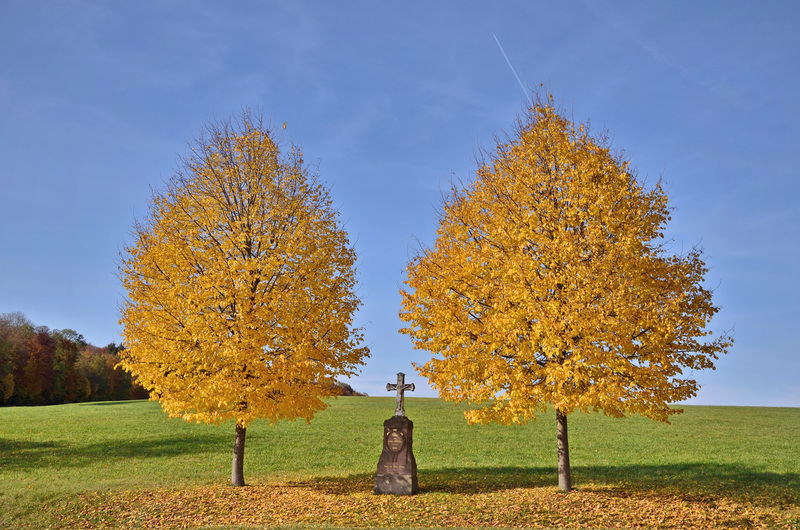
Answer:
297;463;800;504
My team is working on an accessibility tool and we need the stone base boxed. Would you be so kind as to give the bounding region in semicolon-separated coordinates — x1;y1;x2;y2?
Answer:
374;473;419;495
374;415;418;495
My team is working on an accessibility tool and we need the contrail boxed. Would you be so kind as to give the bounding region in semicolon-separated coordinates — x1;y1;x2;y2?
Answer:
493;33;533;107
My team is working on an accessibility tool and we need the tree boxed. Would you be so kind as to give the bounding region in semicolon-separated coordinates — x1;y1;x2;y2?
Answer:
76;346;111;401
0;312;34;404
52;329;87;404
17;329;56;404
119;111;369;487
399;96;732;492
0;313;33;404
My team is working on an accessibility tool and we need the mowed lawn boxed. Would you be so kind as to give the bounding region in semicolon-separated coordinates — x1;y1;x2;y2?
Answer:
1;397;798;529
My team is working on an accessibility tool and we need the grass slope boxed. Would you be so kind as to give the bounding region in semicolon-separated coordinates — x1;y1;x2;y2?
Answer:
1;398;798;528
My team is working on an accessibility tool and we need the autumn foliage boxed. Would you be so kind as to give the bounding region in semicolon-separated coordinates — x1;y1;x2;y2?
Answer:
400;96;732;490
118;111;369;485
62;480;799;530
0;312;147;406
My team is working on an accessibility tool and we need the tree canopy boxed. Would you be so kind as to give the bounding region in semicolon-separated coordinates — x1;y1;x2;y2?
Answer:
400;96;732;491
119;111;369;485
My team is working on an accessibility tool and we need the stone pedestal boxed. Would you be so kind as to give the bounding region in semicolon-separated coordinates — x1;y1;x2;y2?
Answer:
374;416;418;495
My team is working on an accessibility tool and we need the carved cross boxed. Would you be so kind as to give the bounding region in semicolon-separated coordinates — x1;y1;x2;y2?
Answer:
386;372;415;417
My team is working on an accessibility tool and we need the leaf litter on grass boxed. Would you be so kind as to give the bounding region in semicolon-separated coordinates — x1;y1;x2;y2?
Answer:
53;478;800;529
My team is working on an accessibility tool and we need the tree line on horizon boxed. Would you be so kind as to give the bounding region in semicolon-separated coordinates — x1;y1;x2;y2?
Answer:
0;311;366;407
0;312;149;406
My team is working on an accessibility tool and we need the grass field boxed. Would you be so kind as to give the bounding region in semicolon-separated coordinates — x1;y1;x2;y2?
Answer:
1;397;799;529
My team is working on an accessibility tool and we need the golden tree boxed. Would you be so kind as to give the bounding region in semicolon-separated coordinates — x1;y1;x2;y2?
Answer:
119;111;369;486
400;96;732;492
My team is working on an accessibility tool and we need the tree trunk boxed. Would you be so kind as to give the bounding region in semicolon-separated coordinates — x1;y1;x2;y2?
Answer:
232;423;246;487
556;409;572;492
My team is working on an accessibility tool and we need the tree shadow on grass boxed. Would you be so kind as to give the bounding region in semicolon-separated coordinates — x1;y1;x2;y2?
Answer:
581;463;800;507
0;433;230;472
75;400;149;406
300;464;800;506
0;438;62;467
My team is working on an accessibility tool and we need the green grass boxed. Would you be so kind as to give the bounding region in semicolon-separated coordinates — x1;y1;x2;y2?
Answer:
2;397;799;528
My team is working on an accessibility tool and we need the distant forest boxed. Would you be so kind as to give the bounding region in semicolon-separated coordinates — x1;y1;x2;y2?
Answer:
0;312;367;407
0;312;148;406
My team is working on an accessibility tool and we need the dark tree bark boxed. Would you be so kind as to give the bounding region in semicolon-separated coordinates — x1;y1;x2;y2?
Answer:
556;409;572;492
232;423;246;487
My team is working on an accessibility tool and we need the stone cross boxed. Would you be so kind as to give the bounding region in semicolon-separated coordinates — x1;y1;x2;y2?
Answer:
386;372;415;417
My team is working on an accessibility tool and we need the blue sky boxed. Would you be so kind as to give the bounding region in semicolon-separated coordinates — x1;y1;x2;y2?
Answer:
1;1;798;406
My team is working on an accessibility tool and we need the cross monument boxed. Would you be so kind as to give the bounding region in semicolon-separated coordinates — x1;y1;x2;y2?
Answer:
374;371;419;495
386;372;415;417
